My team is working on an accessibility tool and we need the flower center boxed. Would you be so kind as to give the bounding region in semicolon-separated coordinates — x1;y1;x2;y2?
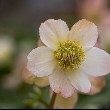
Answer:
54;41;85;70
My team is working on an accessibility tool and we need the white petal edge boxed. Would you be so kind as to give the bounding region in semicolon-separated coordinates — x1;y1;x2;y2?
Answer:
49;67;75;98
27;46;56;77
69;19;98;47
39;19;69;50
81;47;110;76
67;69;91;93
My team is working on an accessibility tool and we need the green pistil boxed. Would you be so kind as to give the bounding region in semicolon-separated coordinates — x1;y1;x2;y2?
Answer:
54;41;85;70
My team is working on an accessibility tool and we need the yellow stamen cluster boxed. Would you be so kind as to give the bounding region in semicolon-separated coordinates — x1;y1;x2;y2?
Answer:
54;41;85;70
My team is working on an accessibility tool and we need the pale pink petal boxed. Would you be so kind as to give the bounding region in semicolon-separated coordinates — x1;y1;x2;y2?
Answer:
88;76;106;95
27;46;56;77
69;19;98;47
67;69;91;93
39;19;69;50
54;92;78;109
37;38;45;46
49;67;74;98
81;47;110;76
22;68;49;87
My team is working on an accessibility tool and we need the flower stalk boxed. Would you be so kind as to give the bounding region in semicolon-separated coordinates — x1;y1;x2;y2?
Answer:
49;92;57;109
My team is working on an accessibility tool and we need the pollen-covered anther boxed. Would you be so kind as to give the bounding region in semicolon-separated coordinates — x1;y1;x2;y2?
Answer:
54;41;85;70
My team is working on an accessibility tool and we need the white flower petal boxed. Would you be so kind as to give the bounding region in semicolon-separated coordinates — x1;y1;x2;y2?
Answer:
39;19;69;50
27;46;56;77
81;47;110;76
49;67;74;98
69;19;98;47
67;69;91;93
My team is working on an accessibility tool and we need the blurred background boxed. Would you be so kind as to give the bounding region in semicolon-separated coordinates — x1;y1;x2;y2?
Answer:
0;0;110;109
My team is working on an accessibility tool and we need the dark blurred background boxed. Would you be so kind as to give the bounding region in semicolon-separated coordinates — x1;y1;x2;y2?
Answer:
0;0;110;109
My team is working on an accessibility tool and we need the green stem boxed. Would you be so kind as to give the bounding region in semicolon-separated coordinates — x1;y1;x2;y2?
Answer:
49;92;57;109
